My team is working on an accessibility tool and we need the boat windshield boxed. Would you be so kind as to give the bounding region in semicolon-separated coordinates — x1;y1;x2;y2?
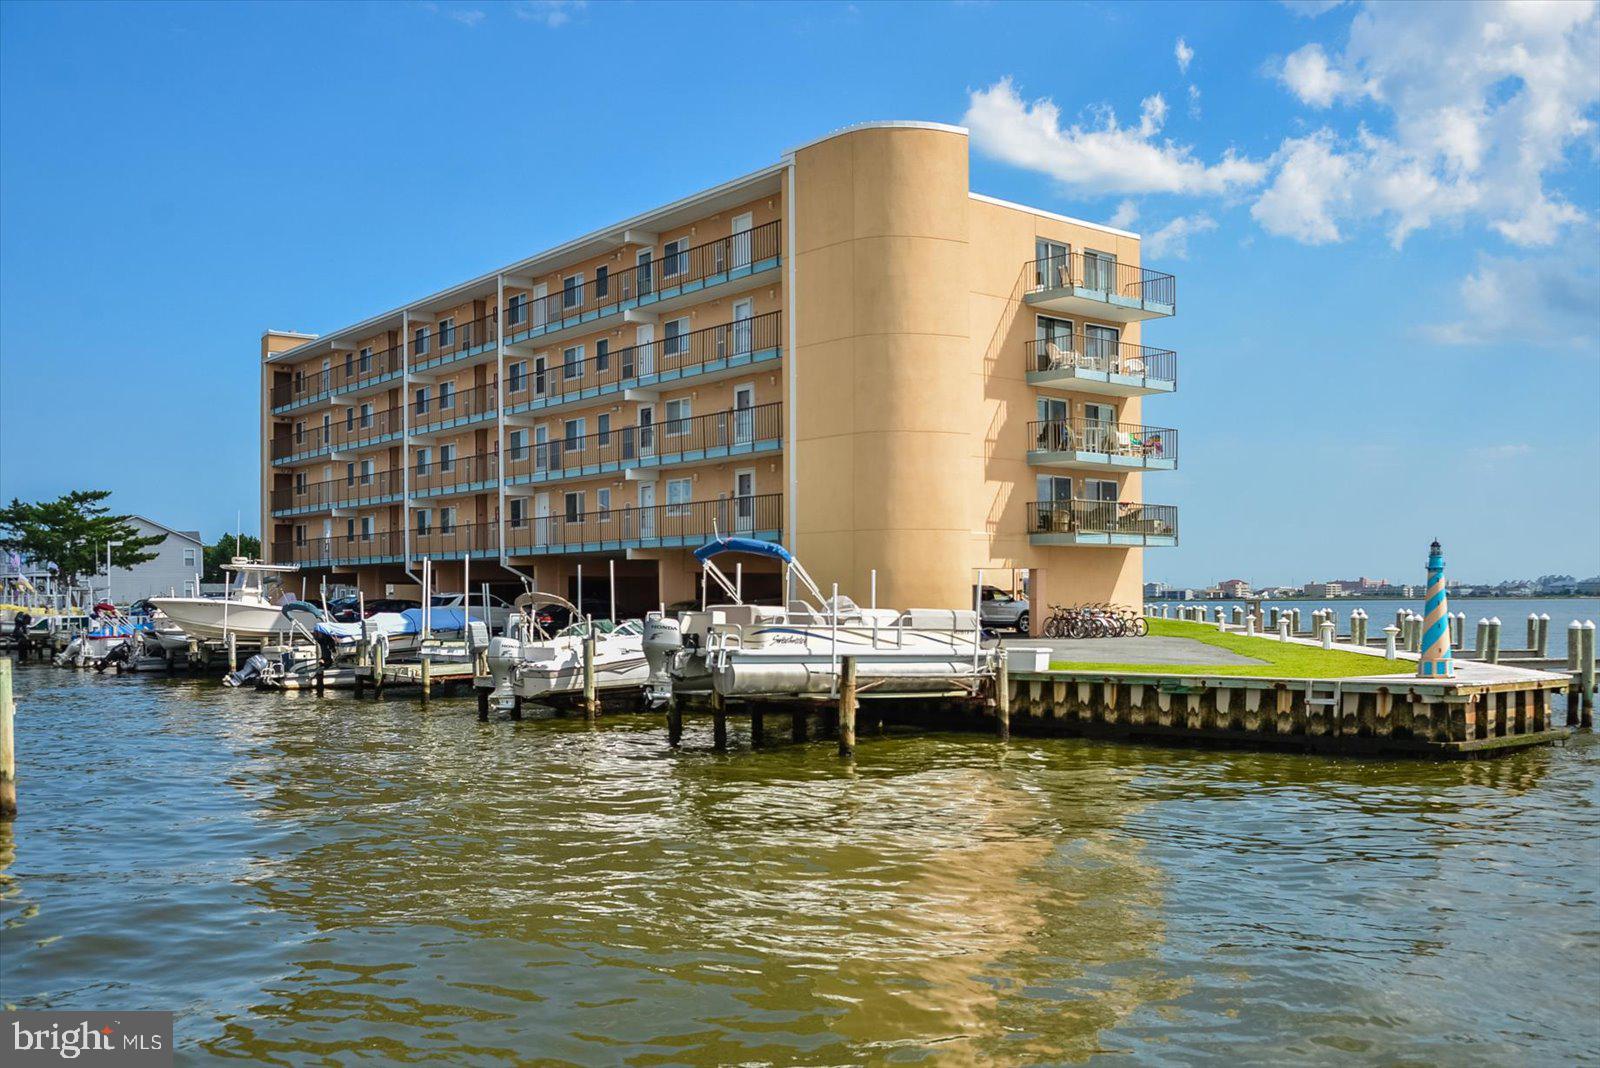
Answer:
555;618;621;639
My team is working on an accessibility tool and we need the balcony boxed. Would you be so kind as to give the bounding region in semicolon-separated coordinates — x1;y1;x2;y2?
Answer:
505;402;782;487
408;309;501;377
272;341;405;413
1023;252;1175;322
1028;500;1178;547
1027;421;1177;472
1025;333;1176;397
272;521;501;568
271;468;403;518
411;380;499;438
504;221;782;350
412;451;499;500
272;404;404;464
504;311;782;419
505;492;782;556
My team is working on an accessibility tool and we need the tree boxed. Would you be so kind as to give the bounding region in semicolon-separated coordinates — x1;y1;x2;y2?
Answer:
0;491;164;588
203;533;262;583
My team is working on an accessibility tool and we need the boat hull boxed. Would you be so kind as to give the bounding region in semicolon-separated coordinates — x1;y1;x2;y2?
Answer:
149;598;289;641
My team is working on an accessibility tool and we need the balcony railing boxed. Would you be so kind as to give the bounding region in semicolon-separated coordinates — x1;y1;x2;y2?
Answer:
410;308;500;368
506;311;782;410
273;521;502;567
1028;500;1179;541
271;467;403;514
1025;251;1176;310
506;402;782;483
272;403;404;461
1027;420;1178;465
506;221;781;339
273;341;405;409
505;492;782;555
413;450;499;496
1025;333;1177;385
413;379;499;432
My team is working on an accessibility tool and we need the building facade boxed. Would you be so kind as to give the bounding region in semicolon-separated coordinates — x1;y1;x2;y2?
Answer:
260;122;1179;630
104;516;204;602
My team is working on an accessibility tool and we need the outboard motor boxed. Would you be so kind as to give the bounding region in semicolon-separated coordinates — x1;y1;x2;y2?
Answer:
224;653;269;688
93;640;134;673
642;612;682;706
313;630;338;668
484;634;522;711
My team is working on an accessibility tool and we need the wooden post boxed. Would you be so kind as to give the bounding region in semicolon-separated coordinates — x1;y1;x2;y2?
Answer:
226;632;238;673
582;625;598;721
373;639;386;695
711;691;728;750
667;698;683;747
838;656;858;758
420;656;432;703
750;707;765;747
1582;621;1596;727
1;658;15;820
791;709;808;743
477;687;490;721
511;695;523;721
316;663;326;696
996;653;1011;741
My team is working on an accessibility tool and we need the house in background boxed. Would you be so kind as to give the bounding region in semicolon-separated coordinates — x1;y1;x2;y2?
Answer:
102;516;204;602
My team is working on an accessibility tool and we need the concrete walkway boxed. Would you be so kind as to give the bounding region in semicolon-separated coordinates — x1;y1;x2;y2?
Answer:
1000;635;1265;667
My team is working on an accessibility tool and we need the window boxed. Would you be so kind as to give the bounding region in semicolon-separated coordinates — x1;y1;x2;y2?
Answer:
438;317;455;347
416;509;432;535
509;429;528;461
533;355;547;394
664;398;691;437
295;420;305;444
344;352;354;379
183;547;197;568
663;238;686;277
360;459;374;485
294;524;306;547
508;360;526;392
414;387;429;415
346;462;356;486
507;293;527;326
563;418;584;450
1084;478;1119;502
665;478;692;516
562;273;583;309
293;369;304;394
563;344;583;380
597;487;611;519
596;413;611;447
439;444;456;473
359;403;373;429
346;518;356;542
440;507;456;534
594;265;608;298
1035;239;1070;288
663;317;689;357
564;491;584;522
1083;250;1117;292
345;407;355;432
360;516;373;541
413;326;429;355
295;471;307;494
321;414;331;443
359;346;373;373
509;498;527;528
438;381;455;410
415;448;431;475
636;250;653;295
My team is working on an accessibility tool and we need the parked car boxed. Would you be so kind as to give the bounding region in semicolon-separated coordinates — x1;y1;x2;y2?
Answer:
329;597;420;622
536;596;619;632
431;592;513;631
978;585;1030;633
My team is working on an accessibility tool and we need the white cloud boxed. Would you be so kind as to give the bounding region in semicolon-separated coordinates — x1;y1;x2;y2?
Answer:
419;1;486;25
1187;83;1201;119
1174;37;1194;75
1144;213;1218;259
1280;0;1349;17
1424;243;1600;349
1108;199;1139;230
515;0;584;26
1259;2;1600;248
963;78;1266;196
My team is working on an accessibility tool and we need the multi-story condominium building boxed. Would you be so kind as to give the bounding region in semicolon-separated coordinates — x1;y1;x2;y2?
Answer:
260;121;1179;630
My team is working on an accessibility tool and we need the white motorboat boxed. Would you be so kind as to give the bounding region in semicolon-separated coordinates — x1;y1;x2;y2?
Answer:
480;592;649;711
150;559;297;642
643;537;994;702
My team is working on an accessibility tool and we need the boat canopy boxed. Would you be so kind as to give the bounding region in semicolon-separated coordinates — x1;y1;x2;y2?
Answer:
280;600;326;620
513;591;577;613
693;537;793;564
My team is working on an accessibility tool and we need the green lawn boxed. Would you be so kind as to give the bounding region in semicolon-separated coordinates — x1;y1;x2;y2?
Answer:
1046;617;1418;679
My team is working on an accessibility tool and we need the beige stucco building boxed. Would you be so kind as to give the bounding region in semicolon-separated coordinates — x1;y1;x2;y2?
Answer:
260;121;1178;632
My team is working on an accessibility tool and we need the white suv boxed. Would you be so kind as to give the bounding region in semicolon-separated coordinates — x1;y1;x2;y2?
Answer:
978;586;1029;633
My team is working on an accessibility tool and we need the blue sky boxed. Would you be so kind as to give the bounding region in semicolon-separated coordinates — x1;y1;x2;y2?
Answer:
1;0;1596;587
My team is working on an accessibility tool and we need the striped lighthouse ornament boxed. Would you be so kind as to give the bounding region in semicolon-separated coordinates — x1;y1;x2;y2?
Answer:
1418;539;1455;678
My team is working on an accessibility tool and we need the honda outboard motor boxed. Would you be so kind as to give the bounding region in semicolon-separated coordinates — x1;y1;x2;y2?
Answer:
642;612;682;706
94;640;134;673
313;630;338;667
484;634;521;712
224;653;269;688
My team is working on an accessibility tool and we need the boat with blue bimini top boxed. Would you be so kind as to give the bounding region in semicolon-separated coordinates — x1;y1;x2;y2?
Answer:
642;537;995;704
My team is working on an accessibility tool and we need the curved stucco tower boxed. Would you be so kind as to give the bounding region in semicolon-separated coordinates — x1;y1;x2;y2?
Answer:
790;123;976;610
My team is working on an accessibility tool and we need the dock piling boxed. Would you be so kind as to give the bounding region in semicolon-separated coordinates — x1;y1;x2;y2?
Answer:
711;691;728;750
226;633;237;673
477;688;489;721
1278;619;1291;642
667;699;683;747
1537;614;1550;657
1582;622;1596;727
582;624;598;721
420;656;432;703
750;707;765;747
1;658;16;820
1319;620;1335;650
1384;624;1400;659
1485;618;1502;664
996;654;1011;741
838;657;858;758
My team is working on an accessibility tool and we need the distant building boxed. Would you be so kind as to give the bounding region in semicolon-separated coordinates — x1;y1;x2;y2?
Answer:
1303;581;1345;598
101;516;204;602
1218;578;1251;599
